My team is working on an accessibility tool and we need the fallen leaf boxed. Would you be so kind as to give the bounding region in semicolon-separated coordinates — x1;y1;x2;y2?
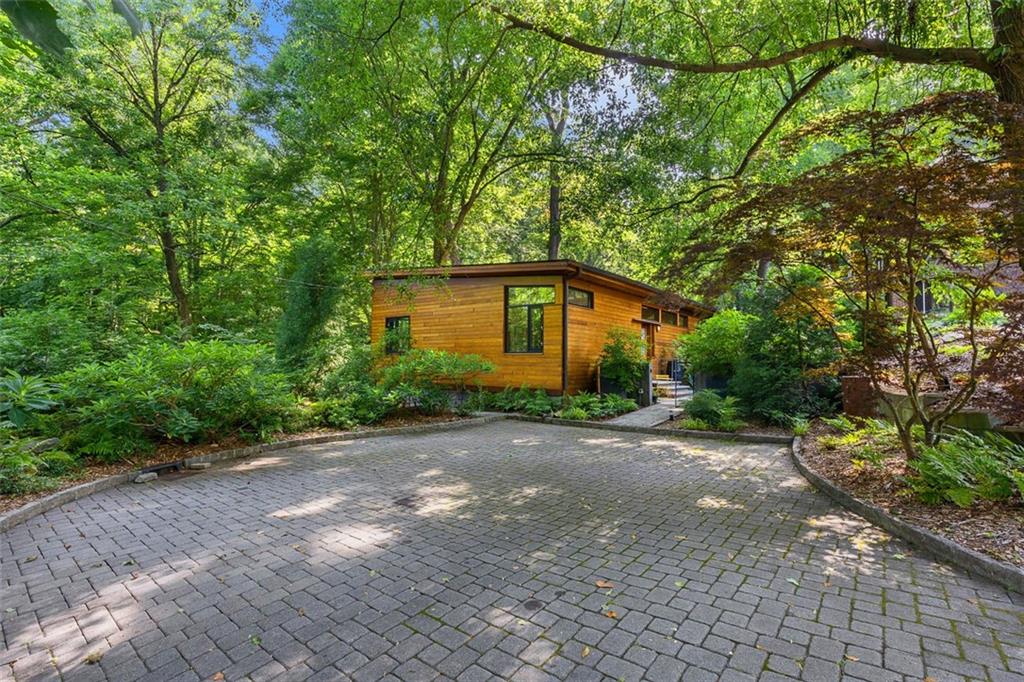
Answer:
212;674;225;681
595;580;614;589
122;559;135;566
83;651;103;664
25;556;37;563
786;578;800;587
893;553;906;560
674;581;686;588
581;646;591;658
604;610;618;619
844;655;859;662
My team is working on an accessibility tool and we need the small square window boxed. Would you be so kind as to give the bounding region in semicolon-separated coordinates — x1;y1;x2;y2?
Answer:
641;306;660;322
567;287;594;308
384;316;410;354
662;310;678;326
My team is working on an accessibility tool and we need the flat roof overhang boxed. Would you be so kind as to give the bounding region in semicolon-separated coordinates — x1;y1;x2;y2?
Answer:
370;260;714;315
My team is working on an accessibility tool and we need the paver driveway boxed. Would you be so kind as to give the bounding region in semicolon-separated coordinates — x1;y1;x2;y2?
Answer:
2;421;1023;682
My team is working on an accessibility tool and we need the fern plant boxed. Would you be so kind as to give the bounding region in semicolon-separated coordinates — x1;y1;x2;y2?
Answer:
907;430;1024;507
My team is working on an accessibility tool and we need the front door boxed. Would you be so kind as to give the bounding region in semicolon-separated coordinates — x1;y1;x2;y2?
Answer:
638;322;656;361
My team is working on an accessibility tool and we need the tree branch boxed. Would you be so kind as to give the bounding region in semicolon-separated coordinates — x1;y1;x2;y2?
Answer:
491;6;995;75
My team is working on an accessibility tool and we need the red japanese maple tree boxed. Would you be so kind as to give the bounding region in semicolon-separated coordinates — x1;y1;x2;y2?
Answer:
675;92;1024;459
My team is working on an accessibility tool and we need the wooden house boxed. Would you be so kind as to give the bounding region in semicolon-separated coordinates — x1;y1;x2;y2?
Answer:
370;260;711;394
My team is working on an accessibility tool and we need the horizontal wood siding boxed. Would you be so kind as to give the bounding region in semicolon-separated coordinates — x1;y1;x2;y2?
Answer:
565;279;693;392
371;276;564;392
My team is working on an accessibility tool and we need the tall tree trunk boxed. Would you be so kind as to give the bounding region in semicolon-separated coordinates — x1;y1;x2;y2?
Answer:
545;90;568;260
155;127;192;327
990;1;1024;267
159;228;192;326
547;162;561;259
432;226;460;265
756;258;770;292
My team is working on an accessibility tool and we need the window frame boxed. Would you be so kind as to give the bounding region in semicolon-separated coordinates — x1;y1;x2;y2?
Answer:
504;285;553;354
641;305;661;322
661;310;678;326
384;315;411;355
567;286;594;309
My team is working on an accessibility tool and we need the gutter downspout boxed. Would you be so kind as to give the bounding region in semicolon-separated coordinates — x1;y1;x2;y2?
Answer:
561;264;581;395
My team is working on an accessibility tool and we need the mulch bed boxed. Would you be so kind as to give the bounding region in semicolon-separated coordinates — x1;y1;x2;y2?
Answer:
801;421;1024;569
0;413;468;516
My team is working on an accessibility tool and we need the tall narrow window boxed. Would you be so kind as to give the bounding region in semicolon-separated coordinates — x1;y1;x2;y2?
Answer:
914;280;936;314
505;286;554;353
384;316;410;354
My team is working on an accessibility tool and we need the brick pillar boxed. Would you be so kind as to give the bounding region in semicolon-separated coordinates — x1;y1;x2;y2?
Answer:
841;375;877;418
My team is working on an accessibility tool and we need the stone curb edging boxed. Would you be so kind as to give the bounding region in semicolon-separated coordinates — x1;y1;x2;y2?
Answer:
508;414;795;444
791;436;1024;595
0;415;507;533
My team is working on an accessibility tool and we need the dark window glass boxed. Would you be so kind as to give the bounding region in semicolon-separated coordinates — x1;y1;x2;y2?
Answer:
505;286;552;353
915;280;935;314
681;314;689;328
915;280;952;315
567;286;594;308
641;306;660;322
662;310;678;326
384;316;410;354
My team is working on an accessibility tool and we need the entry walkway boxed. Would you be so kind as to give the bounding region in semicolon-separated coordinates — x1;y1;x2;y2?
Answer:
605;400;678;427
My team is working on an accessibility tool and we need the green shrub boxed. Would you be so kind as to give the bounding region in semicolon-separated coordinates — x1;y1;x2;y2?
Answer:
319;342;379;397
821;414;857;433
462;387;636;420
307;398;357;429
792;418;810;436
675;310;753;377
488;387;557;415
562;392;600;415
0;438;79;495
685;390;743;431
678;417;712;431
0;308;115;376
907;430;1024;507
389;383;450;415
599;328;647;394
52;340;298;459
321;346;494;421
597;393;638;417
521;390;558;416
0;371;58;429
461;389;495;413
376;349;494;392
345;385;401;424
556;406;589;420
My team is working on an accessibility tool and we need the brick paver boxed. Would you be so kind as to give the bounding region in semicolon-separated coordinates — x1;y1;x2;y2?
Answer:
2;421;1022;681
